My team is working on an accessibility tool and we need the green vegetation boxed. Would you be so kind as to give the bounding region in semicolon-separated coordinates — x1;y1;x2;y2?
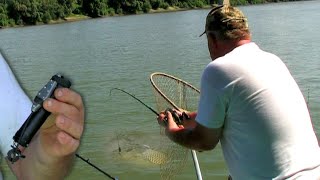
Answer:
0;0;303;28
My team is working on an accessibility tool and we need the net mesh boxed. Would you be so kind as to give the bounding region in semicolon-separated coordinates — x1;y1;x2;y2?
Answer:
150;72;200;180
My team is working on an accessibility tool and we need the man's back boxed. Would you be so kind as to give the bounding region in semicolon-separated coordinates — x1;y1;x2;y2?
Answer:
199;42;320;179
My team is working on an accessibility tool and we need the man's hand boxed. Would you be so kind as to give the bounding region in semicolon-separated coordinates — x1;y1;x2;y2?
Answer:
9;88;84;179
157;109;221;151
41;87;84;158
158;110;182;128
157;109;196;129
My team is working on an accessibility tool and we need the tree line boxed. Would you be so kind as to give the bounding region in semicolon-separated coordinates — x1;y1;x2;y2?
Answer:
0;0;301;27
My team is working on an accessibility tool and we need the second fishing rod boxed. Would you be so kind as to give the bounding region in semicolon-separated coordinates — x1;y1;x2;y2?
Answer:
7;74;117;180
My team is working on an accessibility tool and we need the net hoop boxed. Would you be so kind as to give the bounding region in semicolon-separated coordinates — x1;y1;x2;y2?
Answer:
150;72;200;110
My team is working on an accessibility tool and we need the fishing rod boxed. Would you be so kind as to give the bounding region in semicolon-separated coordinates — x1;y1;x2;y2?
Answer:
76;154;118;180
109;88;159;116
108;88;189;125
6;74;117;179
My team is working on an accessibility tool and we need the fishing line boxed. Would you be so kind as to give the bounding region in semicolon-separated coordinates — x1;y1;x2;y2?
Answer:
307;87;310;107
117;133;121;154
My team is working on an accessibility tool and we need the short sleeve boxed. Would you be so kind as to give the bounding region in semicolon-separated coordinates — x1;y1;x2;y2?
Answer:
0;53;31;156
196;65;226;129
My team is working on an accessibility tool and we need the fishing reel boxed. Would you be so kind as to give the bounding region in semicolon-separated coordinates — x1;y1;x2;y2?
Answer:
7;74;71;163
164;108;190;125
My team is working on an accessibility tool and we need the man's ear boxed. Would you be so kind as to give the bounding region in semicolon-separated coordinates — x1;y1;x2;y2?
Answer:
207;34;218;59
210;34;218;48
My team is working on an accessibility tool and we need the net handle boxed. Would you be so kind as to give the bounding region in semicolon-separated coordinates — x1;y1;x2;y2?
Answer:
150;72;200;110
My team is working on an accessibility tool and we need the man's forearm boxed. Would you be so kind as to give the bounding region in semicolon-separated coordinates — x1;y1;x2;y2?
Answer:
165;112;221;152
165;127;213;151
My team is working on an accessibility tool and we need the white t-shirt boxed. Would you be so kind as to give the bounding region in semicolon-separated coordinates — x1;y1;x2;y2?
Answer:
0;53;31;178
196;43;320;179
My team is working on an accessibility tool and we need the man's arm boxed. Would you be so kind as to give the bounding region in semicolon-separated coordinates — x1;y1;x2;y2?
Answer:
7;88;84;180
158;111;222;152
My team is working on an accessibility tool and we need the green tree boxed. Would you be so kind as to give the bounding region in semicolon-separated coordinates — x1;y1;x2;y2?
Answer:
7;0;41;25
57;0;77;16
107;0;121;14
150;0;162;9
142;0;151;13
0;3;9;26
121;0;143;14
82;0;108;17
38;0;65;22
165;0;179;6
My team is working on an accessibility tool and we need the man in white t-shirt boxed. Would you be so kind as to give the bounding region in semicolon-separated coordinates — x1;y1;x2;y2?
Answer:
0;51;84;179
158;4;320;179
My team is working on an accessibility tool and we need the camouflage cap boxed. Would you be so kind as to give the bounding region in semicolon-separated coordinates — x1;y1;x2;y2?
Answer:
200;5;249;39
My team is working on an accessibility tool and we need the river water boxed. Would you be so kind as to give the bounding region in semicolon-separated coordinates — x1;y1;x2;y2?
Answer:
0;1;319;179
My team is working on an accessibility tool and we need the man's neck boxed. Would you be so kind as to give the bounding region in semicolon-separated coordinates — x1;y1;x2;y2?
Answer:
213;39;251;60
237;39;251;46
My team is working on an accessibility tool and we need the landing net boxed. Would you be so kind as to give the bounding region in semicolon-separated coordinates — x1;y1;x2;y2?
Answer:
150;72;201;180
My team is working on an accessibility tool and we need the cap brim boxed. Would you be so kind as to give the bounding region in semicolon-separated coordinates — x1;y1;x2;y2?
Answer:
199;31;206;37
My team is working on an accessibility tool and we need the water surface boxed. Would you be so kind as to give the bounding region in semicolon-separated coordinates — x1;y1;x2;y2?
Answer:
0;1;319;179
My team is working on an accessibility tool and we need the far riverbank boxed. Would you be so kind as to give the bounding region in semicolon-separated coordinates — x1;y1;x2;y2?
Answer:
0;0;307;29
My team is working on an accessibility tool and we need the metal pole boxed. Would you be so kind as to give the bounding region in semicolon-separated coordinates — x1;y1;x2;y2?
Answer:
191;150;203;180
